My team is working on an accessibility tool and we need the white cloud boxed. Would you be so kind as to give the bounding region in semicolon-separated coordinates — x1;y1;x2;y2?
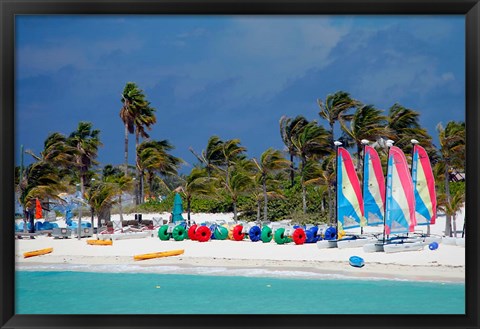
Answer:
162;17;351;104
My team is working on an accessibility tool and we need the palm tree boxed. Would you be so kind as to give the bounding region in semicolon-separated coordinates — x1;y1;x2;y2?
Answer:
179;166;215;224
85;181;118;228
340;104;389;174
67;122;102;197
137;140;182;201
219;161;253;222
25;132;76;168
279;115;308;187
438;190;465;238
102;165;133;222
189;135;225;176
252;148;290;221
317;91;359;144
290;121;330;214
120;82;145;175
120;82;145;176
304;156;333;221
386;103;434;155
436;121;465;237
19;161;64;232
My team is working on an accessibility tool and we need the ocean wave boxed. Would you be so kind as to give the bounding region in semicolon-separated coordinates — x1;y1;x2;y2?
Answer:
15;263;432;282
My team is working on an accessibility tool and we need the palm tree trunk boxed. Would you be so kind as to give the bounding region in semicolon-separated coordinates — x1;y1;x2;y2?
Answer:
118;194;124;222
452;214;457;238
356;143;362;176
140;171;144;204
302;183;307;214
328;185;333;225
135;132;140;205
289;153;295;187
263;179;268;222
187;198;191;226
257;200;261;222
330;123;334;145
301;159;307;214
444;166;452;237
233;201;237;222
124;123;129;176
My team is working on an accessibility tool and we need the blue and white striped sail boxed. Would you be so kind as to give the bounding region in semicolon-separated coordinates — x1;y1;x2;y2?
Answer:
363;145;385;226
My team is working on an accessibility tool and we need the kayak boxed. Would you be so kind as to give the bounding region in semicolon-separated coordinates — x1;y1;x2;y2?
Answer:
134;249;184;261
87;239;113;246
23;247;53;258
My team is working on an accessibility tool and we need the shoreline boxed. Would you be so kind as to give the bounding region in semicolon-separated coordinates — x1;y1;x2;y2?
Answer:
15;211;466;284
15;238;465;283
16;257;465;283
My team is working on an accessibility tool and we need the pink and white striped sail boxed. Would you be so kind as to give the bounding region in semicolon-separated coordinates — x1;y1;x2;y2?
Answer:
385;146;416;234
362;145;385;226
337;147;365;232
412;144;437;225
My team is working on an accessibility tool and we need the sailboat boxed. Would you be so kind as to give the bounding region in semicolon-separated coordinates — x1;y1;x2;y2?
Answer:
362;143;386;228
363;142;425;253
317;143;373;249
411;140;442;245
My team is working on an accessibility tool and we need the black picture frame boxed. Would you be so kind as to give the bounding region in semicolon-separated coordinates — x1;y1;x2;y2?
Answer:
1;0;478;328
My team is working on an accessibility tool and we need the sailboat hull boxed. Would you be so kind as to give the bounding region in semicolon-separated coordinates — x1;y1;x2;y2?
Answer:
363;243;385;253
337;236;376;249
316;240;337;249
383;241;426;253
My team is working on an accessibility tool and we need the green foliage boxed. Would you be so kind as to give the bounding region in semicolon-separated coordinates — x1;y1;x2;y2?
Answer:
238;180;330;223
449;181;465;197
137;191;232;213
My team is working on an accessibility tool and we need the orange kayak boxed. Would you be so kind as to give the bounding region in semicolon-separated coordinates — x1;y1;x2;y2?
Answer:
134;249;184;261
87;239;113;246
23;247;53;258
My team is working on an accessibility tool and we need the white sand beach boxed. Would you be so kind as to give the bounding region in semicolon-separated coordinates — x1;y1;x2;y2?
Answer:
15;209;466;283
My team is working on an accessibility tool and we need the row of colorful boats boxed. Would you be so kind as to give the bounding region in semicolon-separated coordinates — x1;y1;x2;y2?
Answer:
152;139;463;253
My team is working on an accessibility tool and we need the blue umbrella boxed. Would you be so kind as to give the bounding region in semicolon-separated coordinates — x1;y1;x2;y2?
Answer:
171;193;184;223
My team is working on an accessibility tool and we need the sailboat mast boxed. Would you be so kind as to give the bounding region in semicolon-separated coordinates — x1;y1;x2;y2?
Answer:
410;140;418;237
334;141;342;239
360;140;369;235
383;140;394;244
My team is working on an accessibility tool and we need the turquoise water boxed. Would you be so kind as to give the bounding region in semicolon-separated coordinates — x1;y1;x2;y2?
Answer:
16;270;464;314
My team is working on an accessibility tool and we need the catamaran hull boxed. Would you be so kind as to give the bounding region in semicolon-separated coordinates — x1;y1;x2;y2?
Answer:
337;237;376;249
442;236;457;246
98;231;150;240
363;243;384;253
383;241;426;253
456;238;465;247
316;240;337;249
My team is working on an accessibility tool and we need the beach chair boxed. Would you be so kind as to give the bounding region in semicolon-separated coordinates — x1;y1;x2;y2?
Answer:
112;218;123;231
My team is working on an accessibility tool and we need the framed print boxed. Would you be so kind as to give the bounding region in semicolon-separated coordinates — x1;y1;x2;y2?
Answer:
1;0;479;328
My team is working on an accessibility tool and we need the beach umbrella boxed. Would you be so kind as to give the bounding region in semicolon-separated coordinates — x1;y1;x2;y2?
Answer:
171;193;184;223
35;199;42;219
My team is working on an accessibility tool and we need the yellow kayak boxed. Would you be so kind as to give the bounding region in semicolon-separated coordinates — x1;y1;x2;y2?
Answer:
87;239;113;246
23;247;53;258
134;249;184;261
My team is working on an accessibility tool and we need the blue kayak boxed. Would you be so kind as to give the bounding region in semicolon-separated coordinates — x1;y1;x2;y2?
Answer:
349;256;365;268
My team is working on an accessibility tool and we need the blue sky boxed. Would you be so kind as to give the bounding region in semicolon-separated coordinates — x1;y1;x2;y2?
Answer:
15;15;465;173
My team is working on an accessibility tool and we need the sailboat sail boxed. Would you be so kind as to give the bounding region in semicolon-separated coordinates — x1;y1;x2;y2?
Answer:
363;145;385;226
411;144;437;225
337;147;365;232
385;146;416;234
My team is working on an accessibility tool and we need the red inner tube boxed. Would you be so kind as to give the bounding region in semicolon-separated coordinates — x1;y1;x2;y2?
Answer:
195;225;211;242
232;225;245;241
292;228;306;245
187;225;198;240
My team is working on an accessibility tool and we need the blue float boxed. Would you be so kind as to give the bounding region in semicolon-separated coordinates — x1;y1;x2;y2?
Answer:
248;226;261;242
349;256;365;268
428;242;439;250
